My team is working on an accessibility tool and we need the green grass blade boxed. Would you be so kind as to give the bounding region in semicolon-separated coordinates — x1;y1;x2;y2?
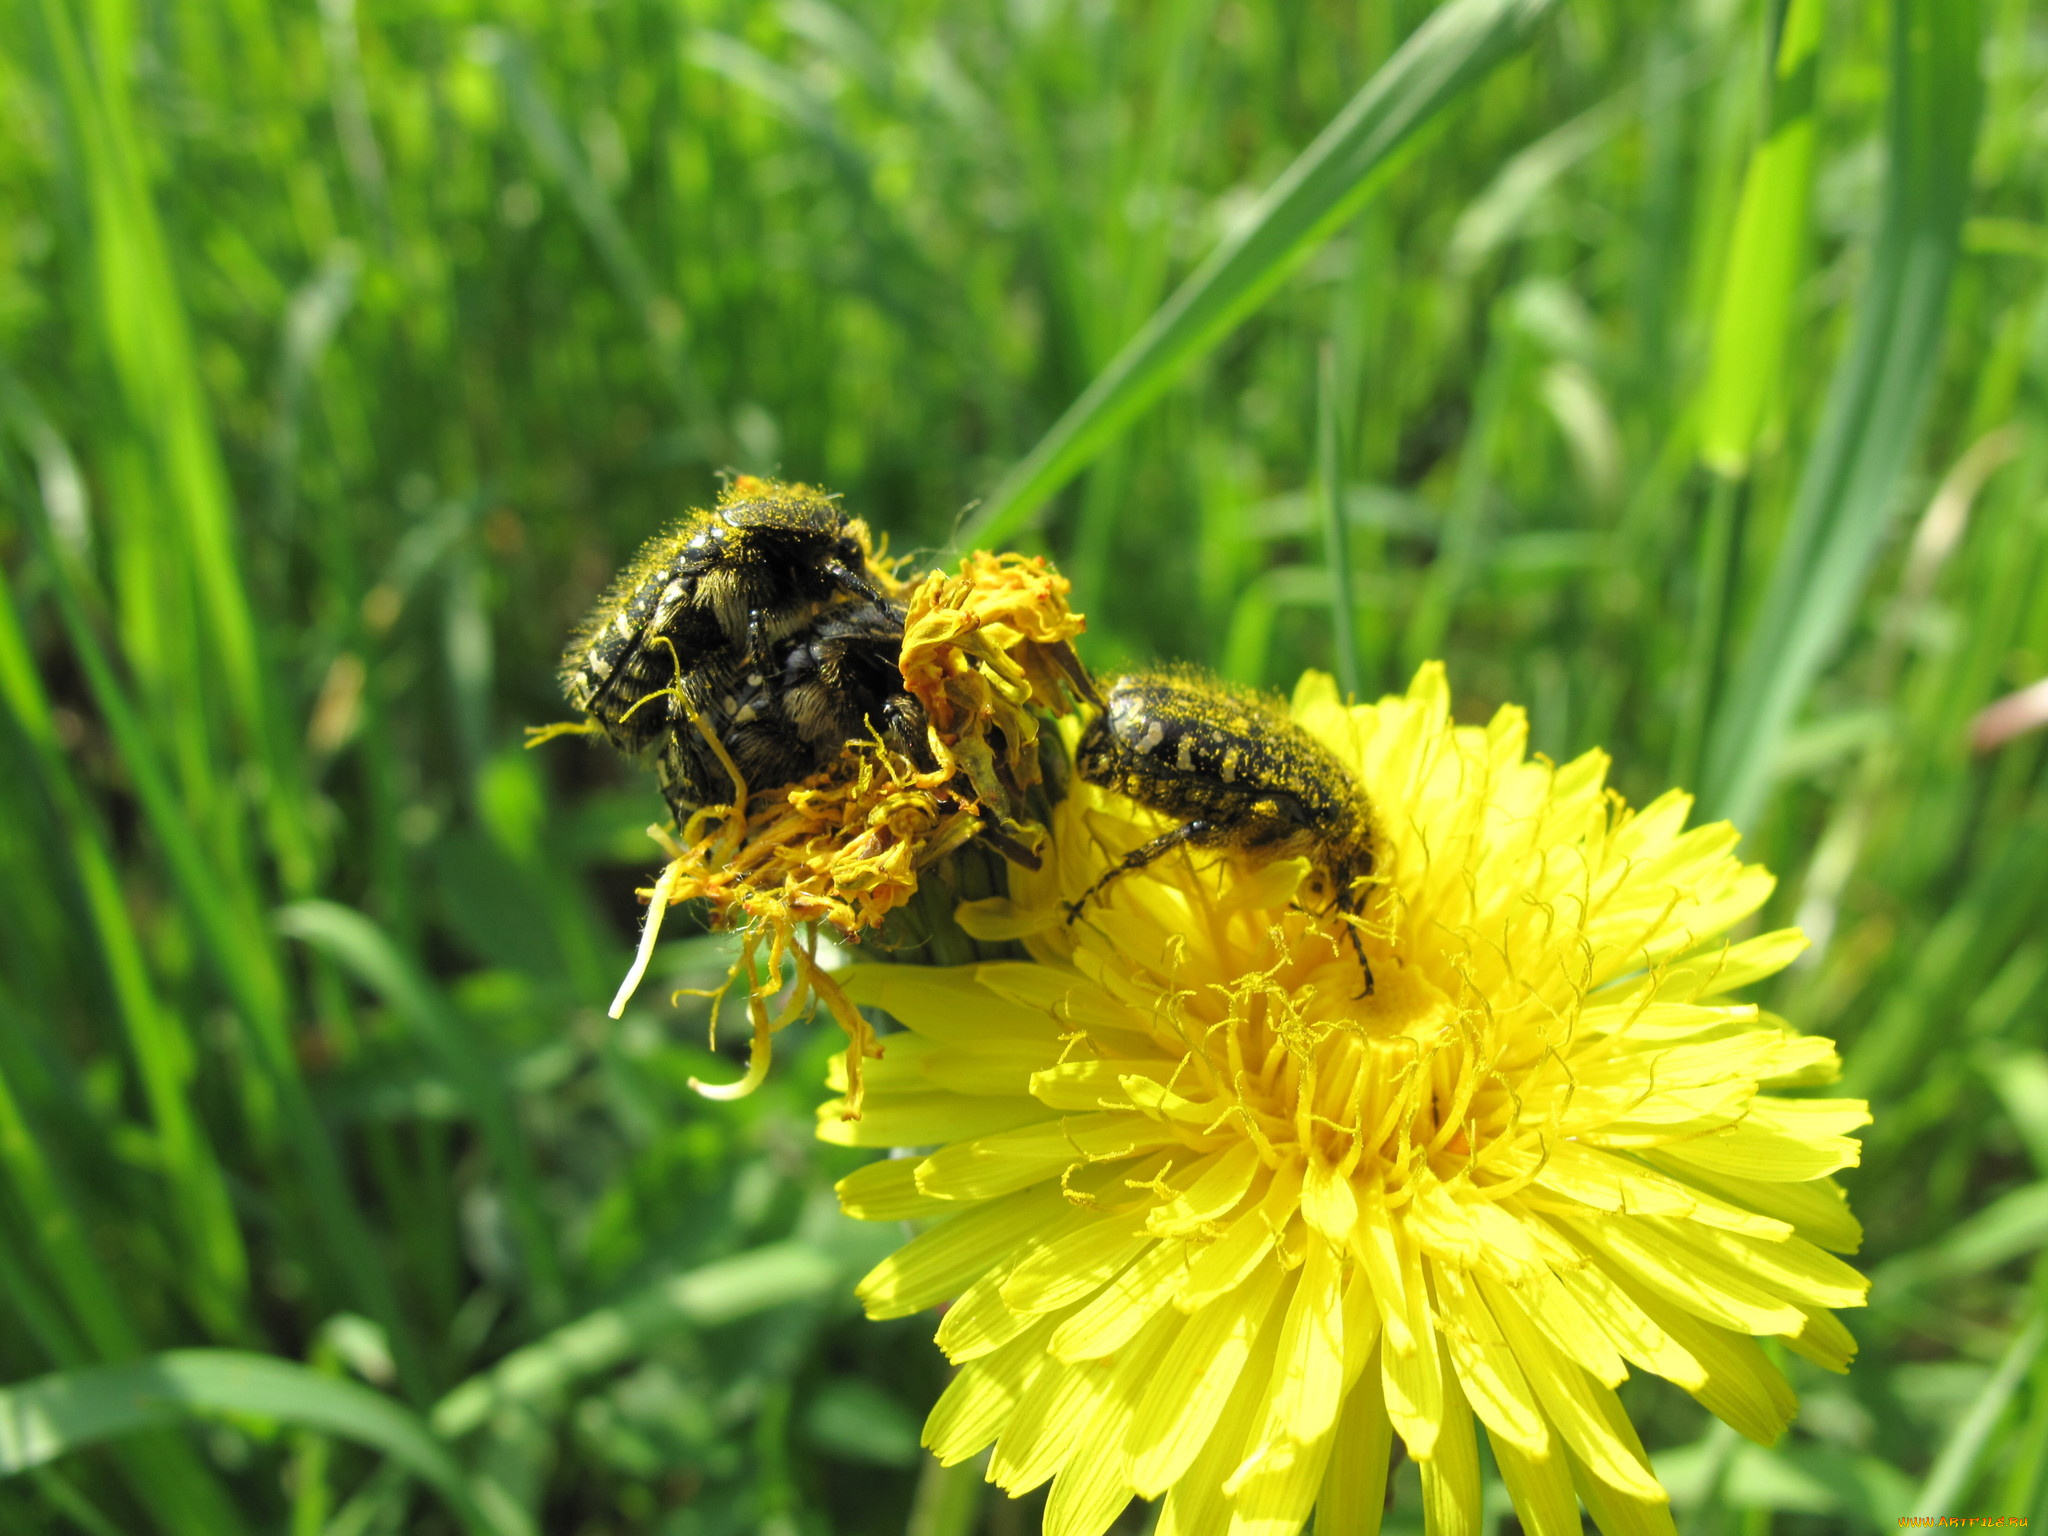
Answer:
905;1453;988;1536
476;29;714;444
1912;1308;2046;1515
1673;0;1822;788
14;489;428;1399
1880;1181;2048;1290
2013;1261;2048;1522
1668;472;1744;791
0;1058;249;1536
6;407;288;1031
277;901;567;1324
685;28;952;350
0;1037;138;1363
0;1351;509;1536
1402;309;1521;669
1843;818;2048;1102
26;1467;128;1536
1699;0;1984;827
431;1240;837;1438
959;0;1557;548
0;1200;89;1367
29;0;317;896
0;523;245;1337
1316;342;1360;700
1447;86;1640;274
322;1462;411;1536
1696;0;1824;475
1222;572;1282;688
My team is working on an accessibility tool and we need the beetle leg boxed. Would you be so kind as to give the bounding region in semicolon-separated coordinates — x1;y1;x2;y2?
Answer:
1347;922;1376;997
823;559;885;607
1063;821;1213;923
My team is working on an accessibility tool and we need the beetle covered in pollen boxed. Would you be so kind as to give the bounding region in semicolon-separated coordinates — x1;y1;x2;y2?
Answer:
651;598;935;822
560;481;893;760
1070;667;1381;991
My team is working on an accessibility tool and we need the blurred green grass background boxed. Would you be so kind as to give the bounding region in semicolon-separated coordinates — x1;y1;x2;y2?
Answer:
1;0;2045;1530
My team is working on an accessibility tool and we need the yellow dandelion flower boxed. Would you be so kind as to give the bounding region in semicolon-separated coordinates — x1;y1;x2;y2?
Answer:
825;664;1869;1536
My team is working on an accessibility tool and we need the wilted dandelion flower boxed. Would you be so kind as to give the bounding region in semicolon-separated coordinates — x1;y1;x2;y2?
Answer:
826;664;1868;1536
607;547;1089;1111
